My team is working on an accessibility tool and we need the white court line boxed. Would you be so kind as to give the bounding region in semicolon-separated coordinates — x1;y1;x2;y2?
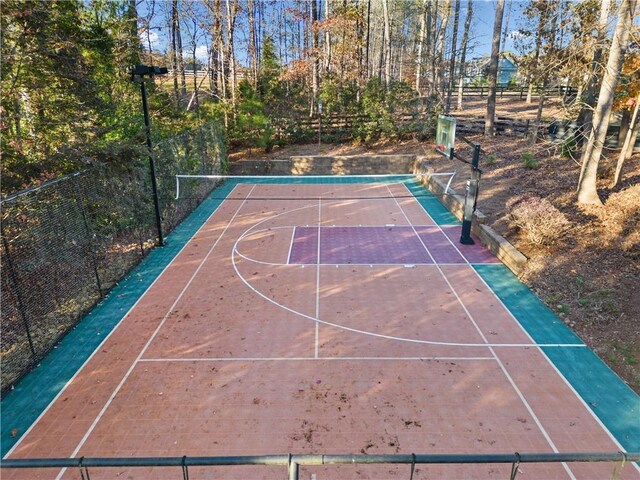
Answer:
315;199;321;359
286;226;296;264
387;183;576;480
401;181;637;466
139;356;496;362
53;184;257;480
3;184;243;461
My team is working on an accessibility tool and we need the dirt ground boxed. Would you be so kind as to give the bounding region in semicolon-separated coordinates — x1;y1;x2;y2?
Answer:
229;96;640;393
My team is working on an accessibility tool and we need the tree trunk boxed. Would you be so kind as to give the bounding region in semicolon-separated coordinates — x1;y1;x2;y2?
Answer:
612;93;640;186
525;2;545;105
191;22;199;111
484;0;505;136
382;0;392;87
171;0;180;103
576;0;611;146
445;0;460;113
456;0;472;111
528;1;556;144
578;0;637;205
435;0;451;101
529;79;546;145
324;0;331;73
365;0;371;81
429;0;438;96
247;0;258;87
224;0;238;108
415;0;429;94
377;19;384;81
127;0;141;64
501;0;512;54
618;108;631;146
208;0;222;98
173;0;187;97
13;96;22;151
310;0;319;115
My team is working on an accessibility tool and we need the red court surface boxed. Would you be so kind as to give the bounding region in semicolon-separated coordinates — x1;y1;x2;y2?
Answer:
4;182;637;479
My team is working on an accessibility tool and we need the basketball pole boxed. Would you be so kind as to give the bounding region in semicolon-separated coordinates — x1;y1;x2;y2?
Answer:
460;144;481;245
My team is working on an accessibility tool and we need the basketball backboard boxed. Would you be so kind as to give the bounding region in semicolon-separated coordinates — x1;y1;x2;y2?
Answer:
435;115;456;160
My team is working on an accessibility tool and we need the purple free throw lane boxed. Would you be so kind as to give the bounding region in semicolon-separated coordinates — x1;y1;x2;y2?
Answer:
320;227;432;264
289;226;319;264
415;226;466;264
441;226;500;263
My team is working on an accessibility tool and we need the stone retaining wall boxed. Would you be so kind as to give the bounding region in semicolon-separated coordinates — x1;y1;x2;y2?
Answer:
228;155;417;175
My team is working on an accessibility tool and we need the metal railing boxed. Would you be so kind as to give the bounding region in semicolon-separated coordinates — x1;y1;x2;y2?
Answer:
2;452;638;480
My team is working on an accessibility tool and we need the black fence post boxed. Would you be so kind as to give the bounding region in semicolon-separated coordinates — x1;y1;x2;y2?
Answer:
139;80;165;246
1;222;36;359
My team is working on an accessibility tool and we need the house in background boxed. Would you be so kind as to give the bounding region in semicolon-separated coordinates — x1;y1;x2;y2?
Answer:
497;58;517;84
464;56;518;85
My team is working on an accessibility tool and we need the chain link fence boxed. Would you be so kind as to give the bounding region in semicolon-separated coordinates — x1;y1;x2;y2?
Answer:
0;122;226;394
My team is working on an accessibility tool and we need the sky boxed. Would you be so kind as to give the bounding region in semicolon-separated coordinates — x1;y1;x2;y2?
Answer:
139;1;540;66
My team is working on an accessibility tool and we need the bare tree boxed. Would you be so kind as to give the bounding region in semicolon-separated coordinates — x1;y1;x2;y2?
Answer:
576;0;611;144
170;0;181;103
577;0;637;204
445;0;461;113
613;92;640;186
484;0;505;136
173;0;187;97
382;0;392;86
324;0;331;73
206;0;223;98
310;0;319;115
365;0;371;81
224;0;238;107
434;0;451;100
247;0;258;87
415;0;429;94
529;1;558;146
456;0;472;111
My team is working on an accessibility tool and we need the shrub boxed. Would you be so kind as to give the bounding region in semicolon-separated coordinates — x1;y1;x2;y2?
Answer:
560;136;577;159
486;154;497;165
521;152;538;169
507;196;570;246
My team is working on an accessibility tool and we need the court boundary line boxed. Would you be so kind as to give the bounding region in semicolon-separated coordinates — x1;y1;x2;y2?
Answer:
6;177;629;476
53;184;257;480
315;200;321;359
401;180;636;468
387;183;575;479
2;184;243;461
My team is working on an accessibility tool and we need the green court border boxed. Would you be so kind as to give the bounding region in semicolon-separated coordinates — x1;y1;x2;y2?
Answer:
475;264;639;453
2;177;637;459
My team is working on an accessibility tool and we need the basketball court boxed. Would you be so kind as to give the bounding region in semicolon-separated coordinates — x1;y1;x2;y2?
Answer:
2;177;638;479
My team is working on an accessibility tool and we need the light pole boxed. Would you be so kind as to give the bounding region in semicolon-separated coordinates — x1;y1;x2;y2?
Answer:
130;65;168;246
